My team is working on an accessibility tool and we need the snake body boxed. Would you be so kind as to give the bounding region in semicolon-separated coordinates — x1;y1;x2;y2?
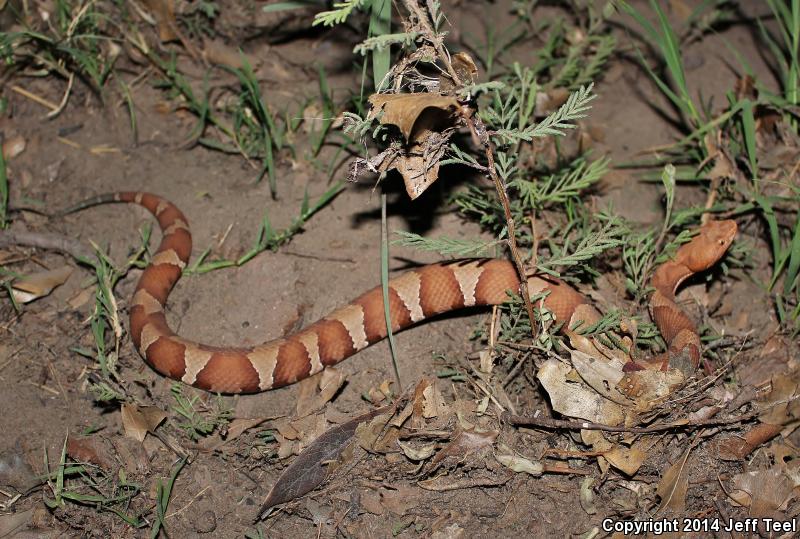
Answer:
69;192;736;393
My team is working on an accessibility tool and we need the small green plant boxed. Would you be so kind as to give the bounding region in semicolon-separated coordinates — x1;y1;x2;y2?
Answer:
69;229;150;390
44;437;144;526
624;0;800;332
185;182;344;273
170;383;232;440
150;458;186;539
1;0;117;96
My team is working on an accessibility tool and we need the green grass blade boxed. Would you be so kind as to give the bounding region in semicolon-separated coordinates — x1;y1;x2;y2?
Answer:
380;193;401;390
783;212;800;296
740;99;759;181
369;0;392;89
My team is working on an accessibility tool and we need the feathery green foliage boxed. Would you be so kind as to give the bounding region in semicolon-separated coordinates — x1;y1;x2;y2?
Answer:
393;231;501;258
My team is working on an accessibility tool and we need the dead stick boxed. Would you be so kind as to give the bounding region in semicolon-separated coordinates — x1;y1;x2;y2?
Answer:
0;229;94;261
503;408;763;434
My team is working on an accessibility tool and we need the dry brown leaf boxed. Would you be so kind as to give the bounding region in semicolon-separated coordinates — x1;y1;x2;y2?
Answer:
368;93;458;141
580;477;597;515
120;404;167;442
141;0;179;42
604;444;647;476
355;411;396;454
398;440;436;461
359;490;384;515
2;135;26;160
368;92;461;200
67;286;94;309
394;141;443;200
422;381;449;419
319;368;346;402
760;373;800;425
202;38;259;69
429;427;497;471
537;358;626;425
258;407;389;517
367;386;387;404
656;453;690;511
495;453;543;476
67;436;115;470
11;266;73;304
227;417;268;441
728;468;797;515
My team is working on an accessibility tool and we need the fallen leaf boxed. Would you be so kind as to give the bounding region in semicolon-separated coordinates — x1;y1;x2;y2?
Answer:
728;468;797;515
495;453;543;476
228;417;269;439
422;382;449;419
398;440;436;461
67;436;115;470
67;286;94;309
202;38;259;69
120;404;167;442
760;373;800;425
2;134;26;160
10;266;73;304
580;477;597;515
656;452;690;511
378;485;419;515
258;406;390;518
429;427;498;472
141;0;179;42
604;443;647;476
359;490;384;515
368;93;458;141
537;358;626;425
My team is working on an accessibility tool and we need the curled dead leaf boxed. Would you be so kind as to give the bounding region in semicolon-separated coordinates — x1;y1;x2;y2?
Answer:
495;453;543;476
11;266;73;304
67;436;115;470
429;427;498;472
604;443;647;476
398;440;436;462
120;404;167;442
537;358;626;425
368;93;459;142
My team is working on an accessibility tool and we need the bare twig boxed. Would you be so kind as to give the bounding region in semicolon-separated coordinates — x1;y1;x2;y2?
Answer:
502;407;763;434
400;0;538;335
0;229;93;261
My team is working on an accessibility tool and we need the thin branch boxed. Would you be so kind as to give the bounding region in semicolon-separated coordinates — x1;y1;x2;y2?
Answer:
502;408;763;434
0;229;93;261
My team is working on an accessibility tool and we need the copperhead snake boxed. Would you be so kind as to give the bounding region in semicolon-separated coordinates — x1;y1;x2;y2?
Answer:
66;192;737;393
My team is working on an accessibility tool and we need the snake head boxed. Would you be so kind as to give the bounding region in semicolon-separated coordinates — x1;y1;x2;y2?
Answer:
682;219;738;272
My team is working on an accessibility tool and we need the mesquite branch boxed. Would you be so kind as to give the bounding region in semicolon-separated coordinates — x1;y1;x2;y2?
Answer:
401;0;538;334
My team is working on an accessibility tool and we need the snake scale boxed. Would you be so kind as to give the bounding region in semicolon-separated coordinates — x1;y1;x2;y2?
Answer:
66;192;737;393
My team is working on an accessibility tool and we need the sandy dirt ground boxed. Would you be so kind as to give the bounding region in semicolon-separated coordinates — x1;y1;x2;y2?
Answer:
1;1;798;537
